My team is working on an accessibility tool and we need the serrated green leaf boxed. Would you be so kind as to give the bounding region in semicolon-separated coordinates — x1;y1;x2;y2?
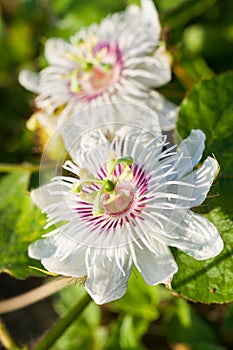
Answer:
172;208;233;303
0;170;45;279
177;72;233;175
173;73;233;303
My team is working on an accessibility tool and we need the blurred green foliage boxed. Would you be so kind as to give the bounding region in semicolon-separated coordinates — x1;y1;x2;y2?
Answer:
52;274;233;349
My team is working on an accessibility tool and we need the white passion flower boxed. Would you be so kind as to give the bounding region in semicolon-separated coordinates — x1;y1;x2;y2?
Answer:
29;128;223;304
19;0;177;134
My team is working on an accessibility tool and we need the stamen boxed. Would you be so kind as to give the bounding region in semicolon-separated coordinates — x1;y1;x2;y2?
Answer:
65;38;123;100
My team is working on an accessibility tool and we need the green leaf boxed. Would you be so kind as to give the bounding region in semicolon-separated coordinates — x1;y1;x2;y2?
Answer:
161;0;217;29
177;72;233;175
177;72;233;217
172;207;233;303
172;73;233;303
0;170;45;278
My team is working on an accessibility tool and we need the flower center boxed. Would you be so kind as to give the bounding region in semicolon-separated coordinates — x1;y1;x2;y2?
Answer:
68;38;123;100
101;181;135;216
72;156;134;216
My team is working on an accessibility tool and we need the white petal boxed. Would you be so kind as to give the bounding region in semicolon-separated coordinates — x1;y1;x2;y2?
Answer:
42;248;87;277
85;249;132;304
178;130;205;170
31;181;71;210
133;239;178;285
29;237;87;277
45;38;75;67
164;130;206;180
141;0;161;39
18;70;40;93
36;111;59;131
41;255;87;277
124;46;171;88
60;103;162;164
149;90;178;131
29;237;57;260
156;210;223;260
181;156;219;207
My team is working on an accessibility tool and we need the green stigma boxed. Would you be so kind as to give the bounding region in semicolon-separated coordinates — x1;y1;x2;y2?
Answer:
72;156;134;216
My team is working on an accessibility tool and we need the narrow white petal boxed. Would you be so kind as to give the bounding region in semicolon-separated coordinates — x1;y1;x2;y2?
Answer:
149;90;178;131
42;250;87;277
45;38;75;67
178;130;205;174
36;111;59;131
124;46;171;88
163;130;206;181
181;157;219;207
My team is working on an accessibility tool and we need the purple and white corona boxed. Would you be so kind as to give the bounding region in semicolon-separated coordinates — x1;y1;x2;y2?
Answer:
29;127;223;304
19;0;176;134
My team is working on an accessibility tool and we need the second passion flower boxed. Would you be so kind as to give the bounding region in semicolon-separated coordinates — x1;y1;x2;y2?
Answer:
19;0;176;135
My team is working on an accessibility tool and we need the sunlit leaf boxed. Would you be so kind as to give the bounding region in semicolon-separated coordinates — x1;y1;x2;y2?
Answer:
177;72;233;175
173;73;233;303
172;207;233;303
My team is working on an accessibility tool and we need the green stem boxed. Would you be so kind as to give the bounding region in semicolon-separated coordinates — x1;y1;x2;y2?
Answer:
33;292;92;350
0;162;54;173
0;319;19;349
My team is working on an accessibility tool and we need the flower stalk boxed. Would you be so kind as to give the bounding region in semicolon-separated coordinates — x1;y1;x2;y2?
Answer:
33;292;92;350
0;319;20;350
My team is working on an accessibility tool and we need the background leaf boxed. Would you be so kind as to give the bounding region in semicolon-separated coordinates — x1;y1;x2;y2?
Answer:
177;72;233;175
0;170;45;278
172;208;233;303
163;298;227;350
